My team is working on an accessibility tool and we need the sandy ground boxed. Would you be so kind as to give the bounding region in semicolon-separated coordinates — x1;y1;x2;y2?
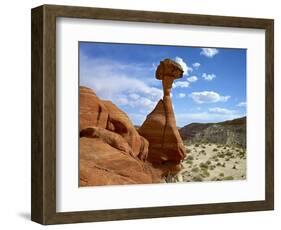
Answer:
165;143;246;183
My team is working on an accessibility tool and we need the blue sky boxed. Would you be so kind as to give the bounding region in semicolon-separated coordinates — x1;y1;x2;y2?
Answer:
79;42;246;127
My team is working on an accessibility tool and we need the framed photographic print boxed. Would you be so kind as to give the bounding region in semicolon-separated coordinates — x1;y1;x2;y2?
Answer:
31;4;274;225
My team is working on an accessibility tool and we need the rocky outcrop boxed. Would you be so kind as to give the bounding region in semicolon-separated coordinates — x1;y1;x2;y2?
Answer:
179;117;246;148
80;137;161;186
80;87;109;130
79;86;161;186
138;59;186;173
102;100;148;158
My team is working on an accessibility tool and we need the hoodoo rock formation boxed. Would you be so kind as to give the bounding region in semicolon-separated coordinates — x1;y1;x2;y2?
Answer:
79;86;162;186
138;59;186;173
80;59;187;186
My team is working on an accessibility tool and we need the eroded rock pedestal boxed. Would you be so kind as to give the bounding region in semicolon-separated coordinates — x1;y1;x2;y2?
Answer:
138;59;186;174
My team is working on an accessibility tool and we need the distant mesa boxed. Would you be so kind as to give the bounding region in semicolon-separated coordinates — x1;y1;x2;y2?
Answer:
179;116;246;148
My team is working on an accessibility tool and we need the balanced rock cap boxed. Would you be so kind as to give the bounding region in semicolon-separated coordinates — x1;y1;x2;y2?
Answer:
156;58;184;80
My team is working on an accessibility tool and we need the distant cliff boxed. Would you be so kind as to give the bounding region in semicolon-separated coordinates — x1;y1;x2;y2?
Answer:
179;117;246;148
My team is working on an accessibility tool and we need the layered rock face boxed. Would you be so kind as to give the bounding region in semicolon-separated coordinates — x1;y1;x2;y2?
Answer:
138;59;186;173
179;117;246;148
80;86;161;186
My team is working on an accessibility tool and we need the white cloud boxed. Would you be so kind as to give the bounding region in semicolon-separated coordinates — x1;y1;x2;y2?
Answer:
173;81;190;88
200;48;219;58
209;107;235;114
80;54;163;113
128;93;140;100
187;76;198;82
178;93;186;98
202;73;216;81
189;91;230;104
237;101;247;107
192;62;201;69
174;57;193;76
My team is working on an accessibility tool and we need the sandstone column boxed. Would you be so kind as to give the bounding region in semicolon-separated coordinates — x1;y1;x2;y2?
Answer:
138;59;186;174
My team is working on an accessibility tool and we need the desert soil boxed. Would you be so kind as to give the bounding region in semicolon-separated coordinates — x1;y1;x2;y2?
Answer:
165;143;246;183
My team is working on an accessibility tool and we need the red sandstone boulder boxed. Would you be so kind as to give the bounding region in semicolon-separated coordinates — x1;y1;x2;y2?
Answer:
80;137;161;186
102;100;148;158
80;126;134;157
79;86;157;186
79;86;149;160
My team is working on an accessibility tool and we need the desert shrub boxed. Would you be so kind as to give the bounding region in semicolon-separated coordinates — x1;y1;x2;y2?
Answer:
216;162;222;166
186;148;191;153
225;151;233;157
192;175;203;182
209;165;216;170
232;165;237;169
199;162;208;169
200;150;206;156
195;143;199;147
185;160;193;165
206;160;211;165
200;169;210;178
191;167;199;173
219;172;224;177
239;151;246;158
187;155;194;160
213;148;218;152
225;158;230;161
218;152;225;158
222;163;226;167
